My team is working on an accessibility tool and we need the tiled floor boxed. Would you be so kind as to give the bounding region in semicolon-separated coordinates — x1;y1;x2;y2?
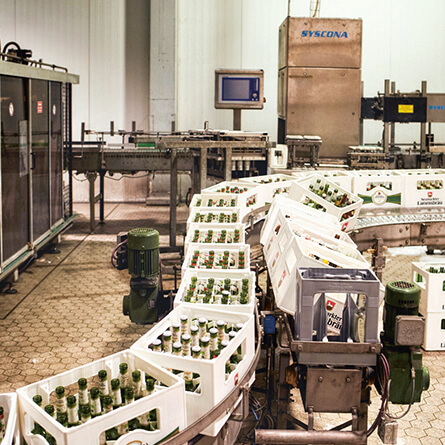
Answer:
0;202;444;444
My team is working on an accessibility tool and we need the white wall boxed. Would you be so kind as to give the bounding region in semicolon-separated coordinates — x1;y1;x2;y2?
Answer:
0;0;150;202
176;0;445;145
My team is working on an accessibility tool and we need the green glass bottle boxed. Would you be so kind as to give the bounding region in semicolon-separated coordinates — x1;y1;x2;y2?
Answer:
132;370;143;400
55;386;67;415
31;395;46;437
90;387;102;418
67;395;80;427
43;405;57;445
119;363;129;400
78;377;89;408
79;405;91;424
111;378;122;409
103;396;119;442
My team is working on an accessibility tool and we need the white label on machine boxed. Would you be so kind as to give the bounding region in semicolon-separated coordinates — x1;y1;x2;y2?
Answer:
326;295;344;335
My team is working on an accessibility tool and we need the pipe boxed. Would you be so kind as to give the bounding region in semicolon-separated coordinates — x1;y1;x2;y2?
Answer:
255;429;366;444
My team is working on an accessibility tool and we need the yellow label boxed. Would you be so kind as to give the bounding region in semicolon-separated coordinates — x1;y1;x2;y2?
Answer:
398;104;414;114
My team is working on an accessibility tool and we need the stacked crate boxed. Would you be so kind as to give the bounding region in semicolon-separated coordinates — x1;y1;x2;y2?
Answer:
17;350;186;445
0;393;19;445
287;173;363;231
412;262;445;350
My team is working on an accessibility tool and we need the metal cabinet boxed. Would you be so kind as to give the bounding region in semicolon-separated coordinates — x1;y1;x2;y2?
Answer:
0;62;78;278
278;17;362;160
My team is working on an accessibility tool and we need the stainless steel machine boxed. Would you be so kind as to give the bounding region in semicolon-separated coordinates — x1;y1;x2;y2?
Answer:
278;17;362;161
0;50;78;283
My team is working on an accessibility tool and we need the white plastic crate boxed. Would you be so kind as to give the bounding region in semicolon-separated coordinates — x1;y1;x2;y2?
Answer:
174;268;256;314
131;305;255;436
242;174;294;204
186;208;241;231
269;234;370;315
351;170;403;210
17;350;186;445
184;223;246;256
0;393;19;445
398;169;445;208
288;174;363;231
422;311;445;351
189;193;240;210
201;181;262;218
412;262;445;314
182;244;251;277
320;171;353;191
260;195;340;248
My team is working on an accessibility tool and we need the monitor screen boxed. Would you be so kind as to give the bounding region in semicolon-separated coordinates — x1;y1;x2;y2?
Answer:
222;78;256;101
215;70;264;109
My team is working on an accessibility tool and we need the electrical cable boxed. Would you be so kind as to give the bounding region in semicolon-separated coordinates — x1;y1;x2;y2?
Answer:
111;239;127;268
312;0;320;17
367;353;389;436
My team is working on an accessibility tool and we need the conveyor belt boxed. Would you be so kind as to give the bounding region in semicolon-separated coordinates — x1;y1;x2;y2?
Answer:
350;210;445;251
355;211;445;229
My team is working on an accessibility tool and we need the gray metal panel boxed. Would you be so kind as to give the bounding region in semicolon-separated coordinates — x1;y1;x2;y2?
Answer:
427;94;445;122
0;61;79;84
280;17;362;69
285;67;361;159
305;368;362;412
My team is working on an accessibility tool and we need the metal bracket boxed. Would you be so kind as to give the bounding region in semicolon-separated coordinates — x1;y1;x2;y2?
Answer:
229;385;251;422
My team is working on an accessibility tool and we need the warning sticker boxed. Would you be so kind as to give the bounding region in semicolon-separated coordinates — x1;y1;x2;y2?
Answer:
37;101;43;114
398;104;414;114
9;102;14;116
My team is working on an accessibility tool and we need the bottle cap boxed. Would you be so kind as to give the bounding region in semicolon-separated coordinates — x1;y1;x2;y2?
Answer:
78;378;87;389
55;386;65;396
90;387;100;399
192;345;201;355
163;330;172;339
33;394;43;405
132;370;141;382
182;334;191;343
80;405;91;415
125;387;134;400
119;363;128;373
67;395;77;408
111;378;120;390
98;370;107;380
44;405;54;416
190;325;199;335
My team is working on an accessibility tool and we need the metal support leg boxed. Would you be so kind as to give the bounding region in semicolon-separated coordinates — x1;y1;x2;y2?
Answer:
277;349;291;429
200;147;207;191
193;155;201;194
371;237;386;282
99;171;105;225
170;148;178;247
225;147;232;181
86;172;97;232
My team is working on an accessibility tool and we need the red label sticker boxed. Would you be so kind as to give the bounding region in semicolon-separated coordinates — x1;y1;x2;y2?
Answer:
234;372;239;386
37;101;43;114
326;300;336;311
428;191;433;198
9;102;14;116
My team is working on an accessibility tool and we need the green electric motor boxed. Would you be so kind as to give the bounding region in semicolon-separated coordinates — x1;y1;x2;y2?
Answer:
123;228;160;324
379;280;430;404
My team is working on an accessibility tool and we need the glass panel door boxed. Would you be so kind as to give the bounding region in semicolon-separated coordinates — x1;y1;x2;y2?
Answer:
1;76;30;261
31;79;50;240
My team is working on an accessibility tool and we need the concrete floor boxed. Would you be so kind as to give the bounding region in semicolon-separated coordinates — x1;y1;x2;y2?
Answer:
0;202;444;444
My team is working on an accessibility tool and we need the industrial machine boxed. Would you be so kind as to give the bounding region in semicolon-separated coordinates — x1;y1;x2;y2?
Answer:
257;268;429;445
0;43;78;284
214;69;264;131
278;17;362;160
356;79;445;169
117;228;163;324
